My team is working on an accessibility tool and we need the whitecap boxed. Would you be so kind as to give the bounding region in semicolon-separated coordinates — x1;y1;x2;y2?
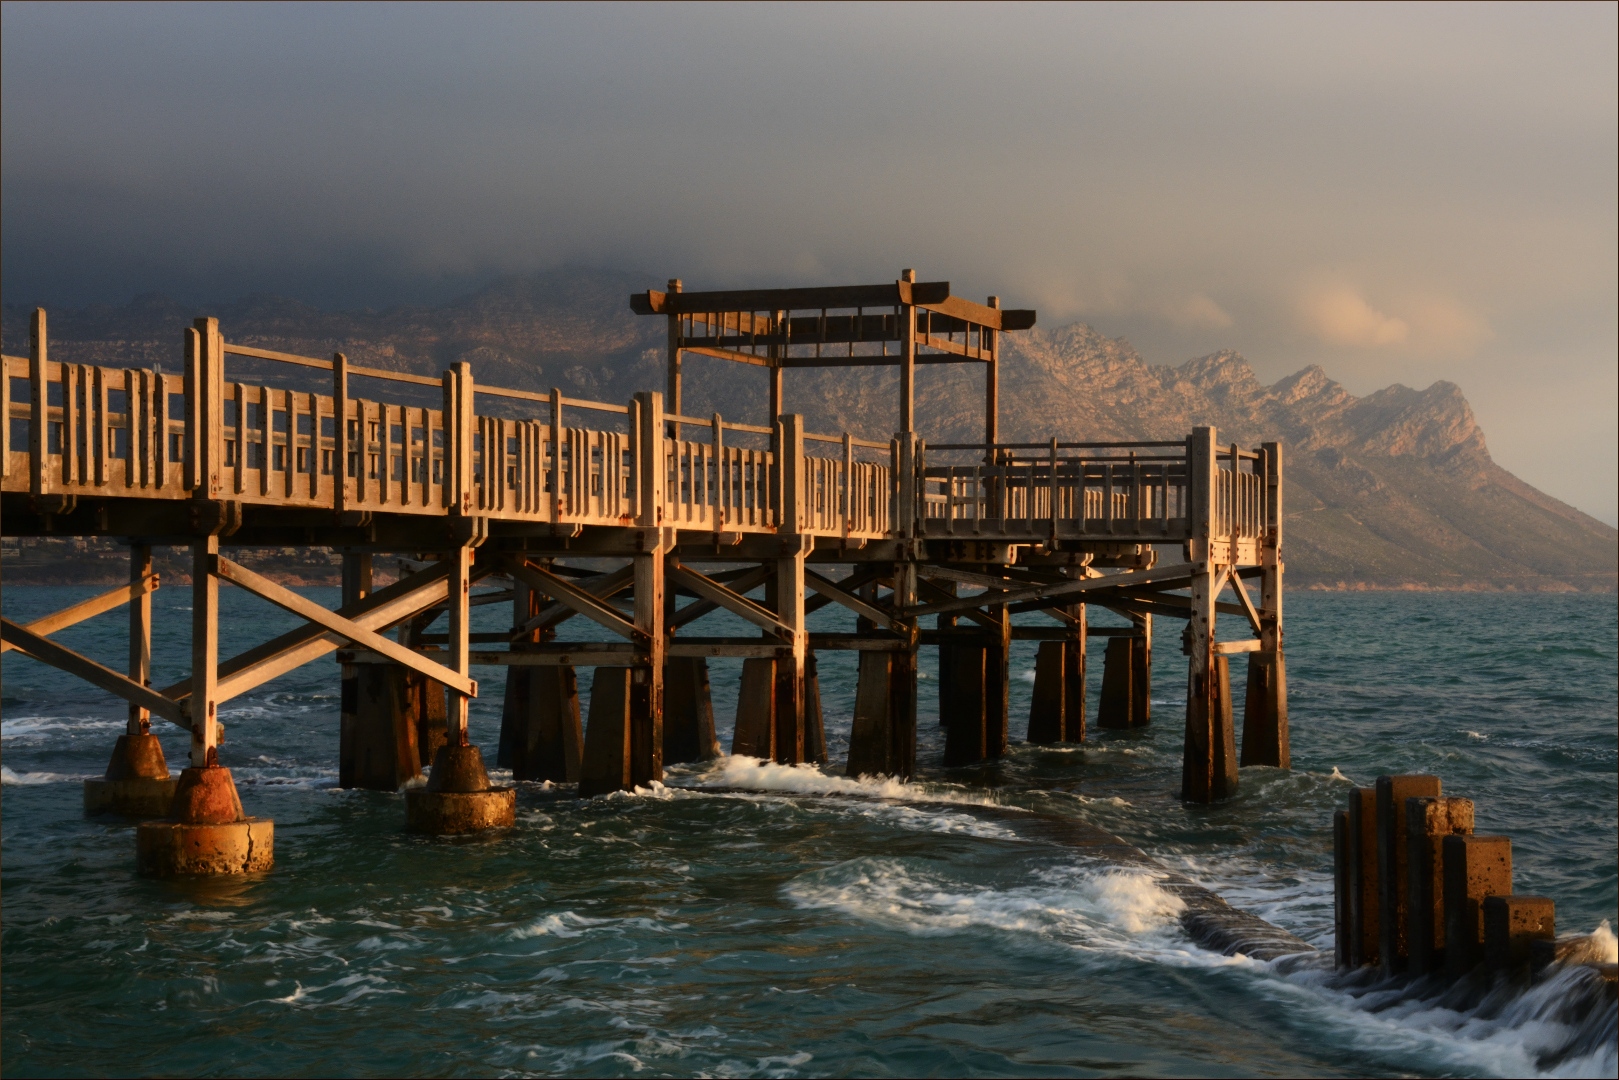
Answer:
1;765;87;784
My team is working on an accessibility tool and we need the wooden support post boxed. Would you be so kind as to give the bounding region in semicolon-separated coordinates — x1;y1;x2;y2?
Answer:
29;308;47;497
498;572;533;769
890;559;918;779
804;651;827;765
664;657;720;764
190;534;220;767
1406;796;1474;975
666;279;682;442
447;545;472;745
1375;773;1442;975
1181;426;1236;802
1131;612;1151;726
507;663;583;783
985;589;1010;759
773;415;808;764
337;552;373;786
1241;442;1289;767
942;637;987;765
899;269;916;434
732;657;777;760
985;296;999;449
631;390;666;789
1347;786;1380;967
128;543;153;735
1442;834;1512;976
846;651;891;777
193;318;224;499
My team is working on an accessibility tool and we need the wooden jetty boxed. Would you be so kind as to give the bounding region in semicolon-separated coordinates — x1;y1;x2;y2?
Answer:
0;271;1288;873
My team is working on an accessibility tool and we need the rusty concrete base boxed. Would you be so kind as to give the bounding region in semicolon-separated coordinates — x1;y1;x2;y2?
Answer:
136;817;275;876
85;777;180;817
134;766;274;876
86;733;177;816
404;788;516;834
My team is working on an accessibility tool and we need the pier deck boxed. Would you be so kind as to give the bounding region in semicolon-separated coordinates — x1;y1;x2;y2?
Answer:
1;272;1288;862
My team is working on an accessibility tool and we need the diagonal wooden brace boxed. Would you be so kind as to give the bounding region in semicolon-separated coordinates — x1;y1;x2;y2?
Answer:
1225;571;1266;636
1;617;187;727
914;577;1004;631
161;558;467;705
668;562;794;639
806;568;908;634
212;555;476;697
512;563;636;639
0;573;159;655
670;564;772;629
500;555;644;642
912;562;1199;617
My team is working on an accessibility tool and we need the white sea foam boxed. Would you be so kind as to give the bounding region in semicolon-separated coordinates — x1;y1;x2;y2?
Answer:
686;754;1005;808
1;715;124;740
1;765;89;785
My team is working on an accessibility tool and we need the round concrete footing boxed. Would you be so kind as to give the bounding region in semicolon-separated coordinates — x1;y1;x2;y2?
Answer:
135;817;274;876
85;776;179;817
404;788;516;835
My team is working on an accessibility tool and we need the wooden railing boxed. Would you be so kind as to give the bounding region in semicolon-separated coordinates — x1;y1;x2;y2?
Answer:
3;315;1276;554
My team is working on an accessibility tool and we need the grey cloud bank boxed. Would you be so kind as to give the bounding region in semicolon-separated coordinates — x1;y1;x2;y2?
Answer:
2;2;1614;521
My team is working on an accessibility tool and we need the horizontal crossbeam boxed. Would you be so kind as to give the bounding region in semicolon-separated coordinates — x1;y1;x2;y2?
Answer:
1;617;187;727
910;562;1198;617
0;573;158;655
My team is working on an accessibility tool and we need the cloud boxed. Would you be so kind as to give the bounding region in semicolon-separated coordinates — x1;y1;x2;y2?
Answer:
1300;286;1409;347
1168;293;1234;329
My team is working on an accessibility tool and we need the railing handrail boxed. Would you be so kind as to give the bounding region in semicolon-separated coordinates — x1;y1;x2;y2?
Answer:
929;440;1188;450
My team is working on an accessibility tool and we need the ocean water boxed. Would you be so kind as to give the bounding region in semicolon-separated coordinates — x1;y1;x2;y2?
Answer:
2;580;1614;1078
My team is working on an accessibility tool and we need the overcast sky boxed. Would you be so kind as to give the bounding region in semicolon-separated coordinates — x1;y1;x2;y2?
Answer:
3;2;1614;520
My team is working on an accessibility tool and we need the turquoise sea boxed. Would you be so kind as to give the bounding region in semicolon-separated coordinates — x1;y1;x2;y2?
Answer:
2;581;1615;1078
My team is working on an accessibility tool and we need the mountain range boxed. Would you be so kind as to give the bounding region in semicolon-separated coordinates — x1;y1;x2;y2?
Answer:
5;269;1613;591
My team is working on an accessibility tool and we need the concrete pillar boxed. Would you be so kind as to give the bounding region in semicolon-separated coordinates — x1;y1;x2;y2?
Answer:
509;666;584;782
732;658;777;760
404;744;515;833
1097;637;1134;729
580;667;634;795
1239;650;1288;766
1181;426;1235;802
804;651;827;765
1442;834;1512;976
340;662;422;790
847;651;894;777
85;734;176;817
136;766;273;876
1333;809;1351;970
1376;774;1442;974
1483;896;1554;973
942;642;987;765
664;657;720;765
1027;641;1084;744
1406;796;1474;976
1130;613;1151;726
1346;786;1379;967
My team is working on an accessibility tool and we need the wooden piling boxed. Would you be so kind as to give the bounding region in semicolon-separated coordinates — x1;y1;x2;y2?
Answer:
1333;809;1351;969
664;657;720;765
1097;637;1134;729
580;667;634;796
1405;795;1474;976
1376;774;1442;974
1347;786;1380;967
1442;834;1512;976
1027;640;1084;744
1483;896;1554;973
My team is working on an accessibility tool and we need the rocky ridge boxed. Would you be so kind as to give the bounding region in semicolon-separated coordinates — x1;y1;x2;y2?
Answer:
5;270;1613;591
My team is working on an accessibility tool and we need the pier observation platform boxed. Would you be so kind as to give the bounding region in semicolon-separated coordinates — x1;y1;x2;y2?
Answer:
1;271;1288;870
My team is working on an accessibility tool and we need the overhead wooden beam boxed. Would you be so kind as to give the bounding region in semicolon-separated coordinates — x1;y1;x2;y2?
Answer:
500;555;644;642
633;281;951;318
0;573;159;654
917;294;1036;331
212;556;476;696
667;563;794;638
2;617;187;727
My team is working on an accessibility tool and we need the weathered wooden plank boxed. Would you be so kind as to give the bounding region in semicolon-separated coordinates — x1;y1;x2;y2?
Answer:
669;562;793;638
502;555;643;642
